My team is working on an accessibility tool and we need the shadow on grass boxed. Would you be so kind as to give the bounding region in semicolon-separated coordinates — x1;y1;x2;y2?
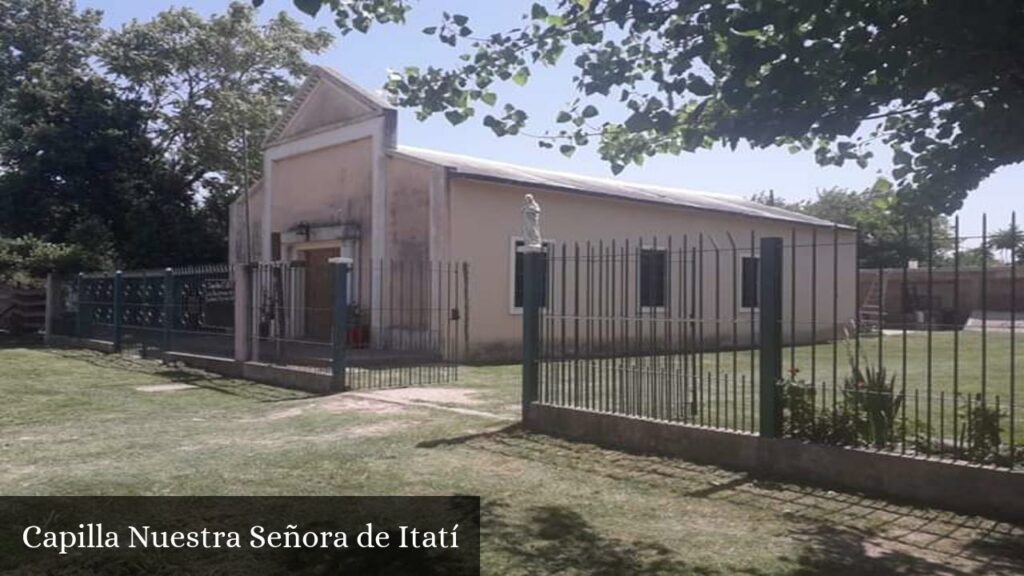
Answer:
422;428;1024;575
42;347;310;403
483;499;720;575
780;524;970;576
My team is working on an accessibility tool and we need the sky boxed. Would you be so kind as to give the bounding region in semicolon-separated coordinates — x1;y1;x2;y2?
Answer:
79;0;1022;239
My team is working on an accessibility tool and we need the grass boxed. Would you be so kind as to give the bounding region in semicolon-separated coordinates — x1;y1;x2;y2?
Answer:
2;345;1023;574
539;331;1024;445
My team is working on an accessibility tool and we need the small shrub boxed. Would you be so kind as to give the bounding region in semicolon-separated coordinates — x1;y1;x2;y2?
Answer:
0;235;110;288
778;377;860;446
960;395;1003;464
844;363;903;449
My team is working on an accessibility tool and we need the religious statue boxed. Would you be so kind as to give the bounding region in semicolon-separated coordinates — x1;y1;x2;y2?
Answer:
522;194;542;249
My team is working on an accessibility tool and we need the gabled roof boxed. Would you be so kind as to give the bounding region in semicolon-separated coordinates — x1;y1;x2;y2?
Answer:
391;146;846;229
263;65;395;147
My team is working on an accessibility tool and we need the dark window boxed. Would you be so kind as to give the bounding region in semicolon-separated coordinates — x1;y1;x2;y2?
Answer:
513;240;549;309
640;248;668;308
742;257;759;308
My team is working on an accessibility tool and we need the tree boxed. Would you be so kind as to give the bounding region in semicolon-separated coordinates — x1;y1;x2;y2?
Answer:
753;179;951;268
0;235;111;289
100;2;335;239
277;0;1024;216
0;74;220;267
990;224;1024;264
0;0;102;155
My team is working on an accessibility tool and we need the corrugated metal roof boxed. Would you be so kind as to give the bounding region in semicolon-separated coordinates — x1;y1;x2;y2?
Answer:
393;145;845;228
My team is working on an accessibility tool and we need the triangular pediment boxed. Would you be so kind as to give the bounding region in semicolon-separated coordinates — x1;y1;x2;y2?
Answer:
265;66;394;146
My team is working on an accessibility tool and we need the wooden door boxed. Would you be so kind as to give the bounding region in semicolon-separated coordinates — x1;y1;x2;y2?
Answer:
304;248;338;342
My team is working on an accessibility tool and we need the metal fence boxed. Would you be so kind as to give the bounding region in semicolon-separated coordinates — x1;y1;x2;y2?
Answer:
245;259;468;390
52;265;234;358
522;215;1023;470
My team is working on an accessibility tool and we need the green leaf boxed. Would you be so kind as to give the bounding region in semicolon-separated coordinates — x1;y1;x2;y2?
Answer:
581;105;598;118
293;0;323;17
422;26;437;35
556;111;572;123
445;110;467;125
531;3;549;20
512;67;531;86
481;92;497;106
559;144;576;157
687;75;714;96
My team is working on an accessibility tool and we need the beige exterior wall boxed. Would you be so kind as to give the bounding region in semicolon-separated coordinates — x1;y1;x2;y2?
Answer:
386;156;431;263
269;137;374;303
270;137;373;242
445;177;858;362
229;183;264;265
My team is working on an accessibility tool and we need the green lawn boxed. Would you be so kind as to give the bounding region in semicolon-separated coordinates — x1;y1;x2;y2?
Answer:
539;331;1024;445
2;346;1023;575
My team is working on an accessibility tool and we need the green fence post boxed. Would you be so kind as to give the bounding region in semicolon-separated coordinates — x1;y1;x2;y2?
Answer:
112;270;124;353
759;237;784;438
521;246;545;416
163;268;173;352
331;257;351;392
75;273;84;338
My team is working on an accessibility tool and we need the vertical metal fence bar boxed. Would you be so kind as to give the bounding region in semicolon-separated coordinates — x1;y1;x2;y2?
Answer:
621;240;628;414
1010;211;1017;468
713;239;722;427
112;271;124;353
75;273;84;338
832;226;839;406
981;214;988;406
682;235;690;421
953;217;960;456
790;228;797;372
561;243;568;406
600;240;607;412
855;225;862;369
750;231;757;432
162;268;173;351
698;235;705;425
927;219;934;449
902;223;910;454
331;258;350;392
589;239;598;409
663;235;671;420
811;229;817;388
574;242;581;410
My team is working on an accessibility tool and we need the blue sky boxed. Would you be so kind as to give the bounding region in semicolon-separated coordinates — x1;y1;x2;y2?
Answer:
80;0;1021;238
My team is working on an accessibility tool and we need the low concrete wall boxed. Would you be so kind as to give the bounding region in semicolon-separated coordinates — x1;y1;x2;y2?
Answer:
47;336;333;394
525;403;1024;522
239;362;333;394
48;335;117;354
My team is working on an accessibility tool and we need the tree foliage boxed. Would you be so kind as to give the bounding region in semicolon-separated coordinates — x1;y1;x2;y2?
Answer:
0;236;110;289
752;179;951;268
281;0;1024;216
101;3;333;200
0;74;221;267
0;1;331;277
100;3;334;242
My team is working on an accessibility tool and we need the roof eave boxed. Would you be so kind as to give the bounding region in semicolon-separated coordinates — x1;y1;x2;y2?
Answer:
446;171;851;230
